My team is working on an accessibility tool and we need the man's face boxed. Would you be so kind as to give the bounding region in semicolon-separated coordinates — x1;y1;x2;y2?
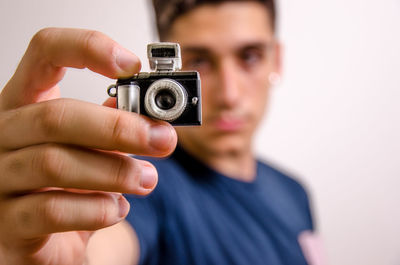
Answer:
165;2;281;157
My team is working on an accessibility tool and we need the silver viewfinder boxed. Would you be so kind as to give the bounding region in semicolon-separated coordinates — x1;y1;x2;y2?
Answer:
147;43;182;71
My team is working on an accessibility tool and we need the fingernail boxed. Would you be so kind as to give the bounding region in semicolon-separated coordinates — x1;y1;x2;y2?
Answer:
115;47;141;75
140;165;158;189
149;124;175;152
118;195;130;218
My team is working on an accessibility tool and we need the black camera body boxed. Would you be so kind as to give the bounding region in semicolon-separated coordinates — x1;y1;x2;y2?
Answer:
107;43;201;126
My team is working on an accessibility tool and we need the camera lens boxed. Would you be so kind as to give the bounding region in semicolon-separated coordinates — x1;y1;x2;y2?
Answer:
144;79;187;122
155;89;176;110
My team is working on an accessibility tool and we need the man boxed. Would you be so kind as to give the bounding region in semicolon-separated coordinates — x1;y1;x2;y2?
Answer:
0;0;315;264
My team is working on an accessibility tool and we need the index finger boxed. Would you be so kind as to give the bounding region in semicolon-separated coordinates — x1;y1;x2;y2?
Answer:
1;28;141;110
0;98;177;156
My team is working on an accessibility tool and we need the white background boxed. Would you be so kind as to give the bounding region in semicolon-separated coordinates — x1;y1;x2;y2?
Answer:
0;1;399;264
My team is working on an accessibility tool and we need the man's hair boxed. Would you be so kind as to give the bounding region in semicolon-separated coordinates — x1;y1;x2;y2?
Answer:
152;0;276;40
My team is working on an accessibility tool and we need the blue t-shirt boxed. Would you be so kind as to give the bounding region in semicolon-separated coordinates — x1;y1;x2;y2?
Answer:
126;147;314;265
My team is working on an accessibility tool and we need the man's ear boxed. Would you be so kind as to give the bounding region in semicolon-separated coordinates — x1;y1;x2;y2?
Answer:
268;41;283;86
273;41;283;76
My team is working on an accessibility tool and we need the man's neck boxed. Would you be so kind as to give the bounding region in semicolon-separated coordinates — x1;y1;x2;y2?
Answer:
207;151;257;182
178;142;257;182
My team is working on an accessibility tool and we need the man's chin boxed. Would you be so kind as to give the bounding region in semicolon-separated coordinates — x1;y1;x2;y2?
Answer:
195;137;250;158
177;128;251;155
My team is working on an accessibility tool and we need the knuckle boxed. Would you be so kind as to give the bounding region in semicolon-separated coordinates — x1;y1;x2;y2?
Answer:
0;109;23;149
40;195;63;226
29;28;57;58
32;144;64;182
109;112;130;146
36;100;67;138
93;196;112;227
2;155;25;177
108;112;148;150
14;208;35;231
82;30;120;72
99;197;109;226
136;121;149;146
111;156;139;190
12;197;57;235
31;28;53;48
83;30;107;54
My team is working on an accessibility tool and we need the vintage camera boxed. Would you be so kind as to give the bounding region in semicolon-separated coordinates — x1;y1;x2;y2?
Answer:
107;43;201;126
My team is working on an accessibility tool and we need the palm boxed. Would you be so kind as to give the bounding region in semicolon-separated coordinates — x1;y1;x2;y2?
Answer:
29;231;93;265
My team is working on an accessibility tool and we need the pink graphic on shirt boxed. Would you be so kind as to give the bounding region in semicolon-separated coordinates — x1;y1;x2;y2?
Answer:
298;230;328;265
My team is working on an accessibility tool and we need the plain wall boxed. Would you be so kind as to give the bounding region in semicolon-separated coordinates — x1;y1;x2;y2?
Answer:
0;1;399;264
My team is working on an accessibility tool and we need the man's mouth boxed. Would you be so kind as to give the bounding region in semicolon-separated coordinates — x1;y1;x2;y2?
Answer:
211;114;246;132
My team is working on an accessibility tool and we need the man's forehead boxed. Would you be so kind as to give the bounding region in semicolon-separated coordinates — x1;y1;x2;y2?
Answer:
167;1;274;45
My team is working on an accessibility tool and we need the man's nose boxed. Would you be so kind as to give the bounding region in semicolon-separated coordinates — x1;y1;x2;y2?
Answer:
214;60;241;108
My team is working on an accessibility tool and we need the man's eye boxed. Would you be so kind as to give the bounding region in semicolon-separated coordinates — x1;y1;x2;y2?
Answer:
240;49;264;66
183;57;211;71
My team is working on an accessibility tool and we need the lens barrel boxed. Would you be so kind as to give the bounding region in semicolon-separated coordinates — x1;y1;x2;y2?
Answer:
144;79;187;121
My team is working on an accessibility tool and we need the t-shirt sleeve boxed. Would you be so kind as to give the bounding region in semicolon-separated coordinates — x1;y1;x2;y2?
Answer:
291;177;315;231
125;194;164;265
287;175;315;232
258;162;315;233
303;186;315;231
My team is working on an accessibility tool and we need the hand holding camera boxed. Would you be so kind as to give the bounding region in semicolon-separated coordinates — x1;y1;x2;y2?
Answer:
0;28;177;265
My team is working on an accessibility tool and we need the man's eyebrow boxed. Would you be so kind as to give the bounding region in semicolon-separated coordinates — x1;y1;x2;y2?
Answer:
181;41;273;54
181;47;211;54
237;41;273;51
